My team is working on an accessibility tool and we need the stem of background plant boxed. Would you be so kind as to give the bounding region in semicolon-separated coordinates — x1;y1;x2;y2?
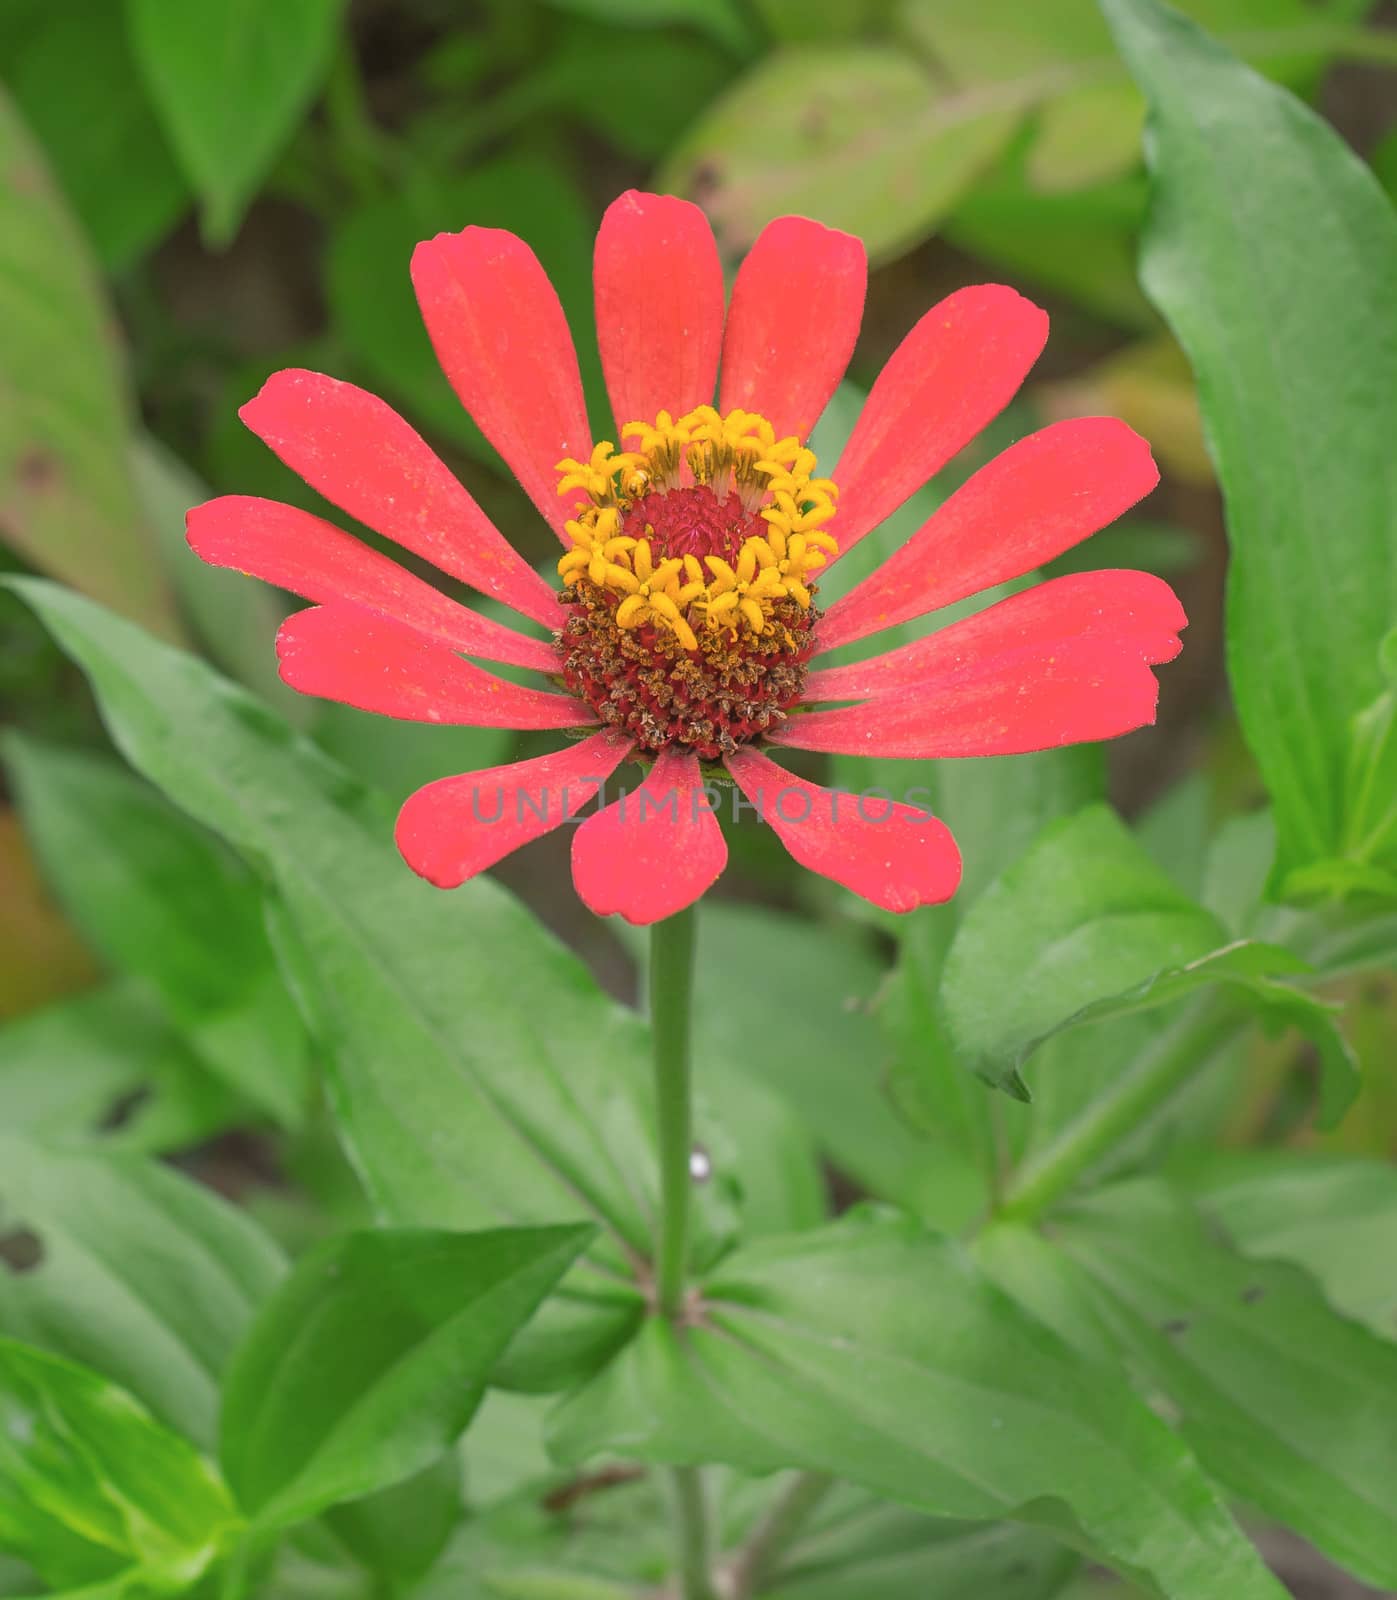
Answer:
726;1472;835;1598
996;994;1246;1223
649;906;716;1600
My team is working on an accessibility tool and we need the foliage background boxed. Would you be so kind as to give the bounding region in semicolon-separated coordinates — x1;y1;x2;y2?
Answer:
1;2;1395;1597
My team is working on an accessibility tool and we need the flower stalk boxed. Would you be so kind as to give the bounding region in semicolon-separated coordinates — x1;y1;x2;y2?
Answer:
650;903;698;1317
650;905;716;1599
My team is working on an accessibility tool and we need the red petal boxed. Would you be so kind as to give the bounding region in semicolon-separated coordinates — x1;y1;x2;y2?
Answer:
187;496;560;675
571;747;727;925
240;370;561;627
594;191;724;429
725;746;961;913
830;286;1050;559
773;640;1170;760
396;729;634;889
276;604;594;729
819;417;1160;652
411;228;590;540
808;570;1185;702
718;217;866;443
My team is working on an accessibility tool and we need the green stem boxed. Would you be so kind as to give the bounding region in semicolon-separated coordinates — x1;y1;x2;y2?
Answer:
650;905;698;1317
649;907;714;1600
996;996;1246;1223
669;1466;718;1600
726;1472;834;1599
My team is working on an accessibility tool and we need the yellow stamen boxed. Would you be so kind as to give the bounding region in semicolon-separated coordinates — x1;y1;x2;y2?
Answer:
554;403;842;651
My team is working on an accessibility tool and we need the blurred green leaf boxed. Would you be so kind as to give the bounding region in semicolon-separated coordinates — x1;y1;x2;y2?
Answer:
328;154;602;457
551;1217;1289;1600
1103;0;1397;891
541;0;753;52
4;737;312;1128
1059;1179;1397;1589
220;1224;592;1528
762;1493;1079;1600
665;0;1389;263
0;1139;285;1451
1180;1151;1397;1340
661;46;1018;262
901;0;1332;194
2;0;187;269
0;1337;237;1592
126;0;345;244
945;156;1153;328
0;90;182;641
0;980;240;1151
326;1452;462;1593
755;0;897;39
131;433;302;719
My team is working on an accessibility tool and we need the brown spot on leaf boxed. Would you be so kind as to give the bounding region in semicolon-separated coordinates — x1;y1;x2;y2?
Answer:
0;1228;43;1273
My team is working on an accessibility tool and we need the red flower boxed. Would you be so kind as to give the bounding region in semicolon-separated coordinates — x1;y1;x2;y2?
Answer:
188;191;1180;925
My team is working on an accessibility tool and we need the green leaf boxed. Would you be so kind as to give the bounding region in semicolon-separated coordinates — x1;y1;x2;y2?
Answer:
220;1223;593;1528
3;737;311;1128
943;805;1358;1120
7;579;671;1374
659;46;1018;262
0;1337;237;1592
550;1217;1288;1600
682;903;983;1228
1025;941;1355;1125
940;805;1225;1093
126;0;345;244
0;980;237;1151
325;1453;462;1592
1180;1152;1397;1340
661;2;1387;263
3;0;187;268
761;1487;1079;1600
0;89;182;641
0;1138;285;1451
1102;0;1397;888
1058;1180;1397;1589
130;434;302;719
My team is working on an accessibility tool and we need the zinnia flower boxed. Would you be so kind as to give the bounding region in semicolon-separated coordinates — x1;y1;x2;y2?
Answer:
187;191;1181;925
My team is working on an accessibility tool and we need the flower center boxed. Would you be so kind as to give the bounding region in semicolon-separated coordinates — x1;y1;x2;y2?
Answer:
554;406;839;759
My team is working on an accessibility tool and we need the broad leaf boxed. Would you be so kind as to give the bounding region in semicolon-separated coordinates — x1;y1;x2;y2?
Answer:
941;805;1356;1119
0;980;241;1151
220;1223;593;1528
4;736;311;1127
661;46;1018;263
679;903;983;1228
0;1138;284;1450
1179;1152;1397;1340
126;0;345;243
0;89;181;640
1058;1180;1397;1589
0;1338;237;1592
551;1217;1289;1600
661;4;1388;262
1103;0;1397;889
760;1489;1079;1600
8;580;711;1363
3;0;187;268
